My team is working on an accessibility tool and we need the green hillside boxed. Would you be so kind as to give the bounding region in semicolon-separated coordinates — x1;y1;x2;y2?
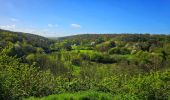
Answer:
0;29;170;100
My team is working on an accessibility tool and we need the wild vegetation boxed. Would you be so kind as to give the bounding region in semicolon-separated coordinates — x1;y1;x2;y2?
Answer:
0;29;170;100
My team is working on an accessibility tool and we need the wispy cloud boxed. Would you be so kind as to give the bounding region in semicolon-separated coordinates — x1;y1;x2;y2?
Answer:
71;24;81;28
48;24;53;27
10;18;19;22
48;24;58;28
0;24;16;30
0;24;60;37
0;25;35;34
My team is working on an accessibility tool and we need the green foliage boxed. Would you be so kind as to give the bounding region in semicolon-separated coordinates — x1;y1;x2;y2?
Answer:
134;51;164;71
25;91;113;100
25;70;170;100
26;53;69;75
71;58;82;66
0;29;52;53
109;47;130;55
95;41;116;52
86;52;116;63
1;29;170;100
120;70;170;99
0;53;56;99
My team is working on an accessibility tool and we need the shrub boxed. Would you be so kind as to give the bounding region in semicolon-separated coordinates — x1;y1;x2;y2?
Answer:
89;53;115;63
96;41;116;52
71;58;81;66
0;54;56;99
109;47;130;55
121;70;170;99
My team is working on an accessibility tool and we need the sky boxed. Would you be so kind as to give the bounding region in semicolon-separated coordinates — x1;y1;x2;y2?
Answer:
0;0;170;37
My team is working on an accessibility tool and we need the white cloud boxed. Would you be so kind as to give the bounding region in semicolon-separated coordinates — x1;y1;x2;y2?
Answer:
48;24;53;27
0;24;16;30
71;24;81;28
48;24;58;28
10;18;18;22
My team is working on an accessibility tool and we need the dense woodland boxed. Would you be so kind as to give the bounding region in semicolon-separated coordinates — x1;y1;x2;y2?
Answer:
0;29;170;100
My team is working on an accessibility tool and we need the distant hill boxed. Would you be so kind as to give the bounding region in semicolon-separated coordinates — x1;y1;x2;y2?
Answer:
0;29;53;52
57;33;170;44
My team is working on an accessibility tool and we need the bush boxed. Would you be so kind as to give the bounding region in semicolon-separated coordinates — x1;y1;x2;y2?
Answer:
120;70;170;99
109;47;130;55
89;53;115;63
90;52;103;62
0;54;56;99
71;58;81;66
80;53;90;60
95;41;116;52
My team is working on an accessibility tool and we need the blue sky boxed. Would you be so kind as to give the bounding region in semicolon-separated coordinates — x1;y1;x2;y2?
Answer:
0;0;170;37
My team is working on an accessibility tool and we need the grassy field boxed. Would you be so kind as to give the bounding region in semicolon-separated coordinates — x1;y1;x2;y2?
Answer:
25;91;113;100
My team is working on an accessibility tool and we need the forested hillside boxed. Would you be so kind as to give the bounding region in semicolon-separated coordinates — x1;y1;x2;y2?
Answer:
0;29;170;100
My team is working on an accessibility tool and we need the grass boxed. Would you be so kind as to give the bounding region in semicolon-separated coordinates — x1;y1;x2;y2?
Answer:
72;50;97;53
25;91;113;100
